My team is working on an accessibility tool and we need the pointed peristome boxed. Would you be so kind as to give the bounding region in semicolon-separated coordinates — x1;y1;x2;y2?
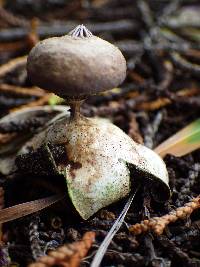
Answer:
68;24;93;38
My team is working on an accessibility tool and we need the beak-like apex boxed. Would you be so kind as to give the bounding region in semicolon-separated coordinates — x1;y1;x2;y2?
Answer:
68;24;93;38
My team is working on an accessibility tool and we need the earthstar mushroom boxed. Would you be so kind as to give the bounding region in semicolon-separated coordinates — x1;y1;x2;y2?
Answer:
25;25;170;220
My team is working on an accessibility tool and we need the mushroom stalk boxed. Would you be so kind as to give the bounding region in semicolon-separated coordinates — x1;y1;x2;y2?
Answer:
69;100;83;120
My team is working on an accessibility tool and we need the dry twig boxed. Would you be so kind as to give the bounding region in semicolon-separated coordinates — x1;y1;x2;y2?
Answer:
10;93;53;112
129;196;200;235
128;112;143;144
0;6;28;27
28;231;95;267
0;56;27;77
136;87;200;110
0;84;46;97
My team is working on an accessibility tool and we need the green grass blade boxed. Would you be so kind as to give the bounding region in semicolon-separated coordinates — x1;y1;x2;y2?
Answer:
155;119;200;157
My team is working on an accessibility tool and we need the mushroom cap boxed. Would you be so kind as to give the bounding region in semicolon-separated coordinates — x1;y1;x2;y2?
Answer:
27;25;126;99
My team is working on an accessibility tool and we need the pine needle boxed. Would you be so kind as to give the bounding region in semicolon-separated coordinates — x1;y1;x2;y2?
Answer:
90;187;139;267
154;119;200;157
0;194;64;224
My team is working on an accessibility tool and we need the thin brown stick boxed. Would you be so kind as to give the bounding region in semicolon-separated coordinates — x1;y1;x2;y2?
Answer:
128;112;143;144
0;84;46;97
0;41;25;52
0;56;27;77
136;87;200;110
0;6;28;27
10;93;53;112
